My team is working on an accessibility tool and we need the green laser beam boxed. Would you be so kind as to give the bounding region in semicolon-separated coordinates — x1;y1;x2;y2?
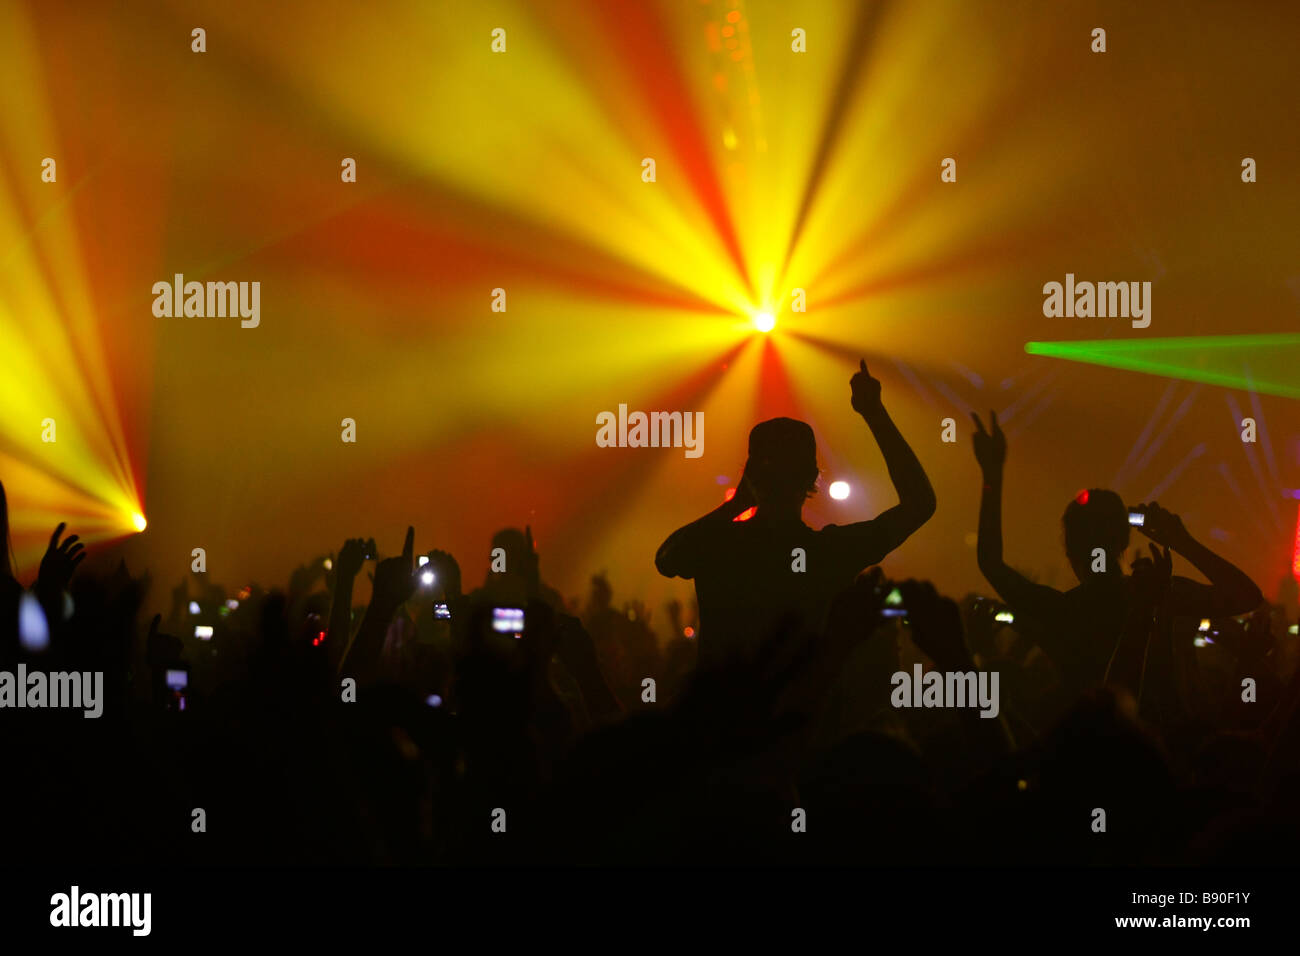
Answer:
1025;334;1300;399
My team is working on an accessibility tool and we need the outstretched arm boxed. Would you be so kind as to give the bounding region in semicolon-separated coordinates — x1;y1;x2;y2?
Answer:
972;412;1062;615
833;360;937;563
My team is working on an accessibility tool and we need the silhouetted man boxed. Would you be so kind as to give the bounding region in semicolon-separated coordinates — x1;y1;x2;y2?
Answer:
656;360;936;670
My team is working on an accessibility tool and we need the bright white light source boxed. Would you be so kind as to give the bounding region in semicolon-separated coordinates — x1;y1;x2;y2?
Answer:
426;694;443;708
829;480;850;500
225;599;239;610
418;555;430;567
188;601;200;615
752;310;776;333
420;570;435;587
131;512;147;532
18;593;49;652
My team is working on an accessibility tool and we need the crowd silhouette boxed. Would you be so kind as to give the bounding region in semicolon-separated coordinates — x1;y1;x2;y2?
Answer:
2;359;1298;866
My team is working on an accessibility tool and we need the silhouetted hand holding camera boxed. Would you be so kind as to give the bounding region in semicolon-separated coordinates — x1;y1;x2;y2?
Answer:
1130;501;1190;550
424;548;462;602
336;537;367;581
899;579;971;671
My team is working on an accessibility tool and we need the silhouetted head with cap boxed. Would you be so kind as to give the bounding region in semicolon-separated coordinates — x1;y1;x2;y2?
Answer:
744;418;820;514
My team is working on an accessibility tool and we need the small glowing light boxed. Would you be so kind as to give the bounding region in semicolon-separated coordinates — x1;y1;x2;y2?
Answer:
828;481;850;500
752;310;776;333
226;599;239;610
313;630;326;646
131;512;147;532
426;694;443;708
420;570;435;587
1016;779;1028;792
684;626;695;639
18;593;49;652
1198;618;1211;632
188;601;200;615
723;487;736;502
323;558;333;571
195;625;213;640
733;506;757;522
995;611;1015;624
418;555;429;567
1076;489;1089;505
1193;636;1208;648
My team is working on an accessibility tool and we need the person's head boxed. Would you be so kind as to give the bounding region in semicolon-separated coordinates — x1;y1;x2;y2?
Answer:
745;418;819;507
1062;488;1130;583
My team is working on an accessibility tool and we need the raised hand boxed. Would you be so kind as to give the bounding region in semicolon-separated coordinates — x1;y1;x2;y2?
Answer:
424;548;462;601
1129;542;1173;605
371;526;416;611
37;522;85;594
1130;501;1190;550
898;579;970;671
970;410;1006;478
850;359;883;416
336;537;367;580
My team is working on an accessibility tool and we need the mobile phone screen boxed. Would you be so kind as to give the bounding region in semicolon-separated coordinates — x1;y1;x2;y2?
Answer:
492;607;524;637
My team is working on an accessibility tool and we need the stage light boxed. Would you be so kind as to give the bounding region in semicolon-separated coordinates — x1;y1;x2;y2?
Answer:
131;513;147;532
752;310;775;333
19;593;49;652
829;480;850;500
1293;503;1300;581
420;570;435;587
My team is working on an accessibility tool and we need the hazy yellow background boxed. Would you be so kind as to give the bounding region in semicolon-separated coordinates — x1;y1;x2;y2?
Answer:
1;0;1297;620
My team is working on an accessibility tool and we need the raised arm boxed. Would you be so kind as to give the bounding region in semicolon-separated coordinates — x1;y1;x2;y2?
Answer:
340;527;416;683
972;411;1062;614
1132;501;1264;618
834;360;937;561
